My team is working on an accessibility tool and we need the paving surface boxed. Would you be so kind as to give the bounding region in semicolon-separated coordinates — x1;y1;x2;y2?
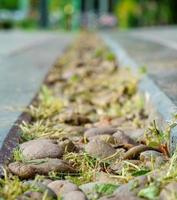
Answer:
0;30;74;156
104;26;177;106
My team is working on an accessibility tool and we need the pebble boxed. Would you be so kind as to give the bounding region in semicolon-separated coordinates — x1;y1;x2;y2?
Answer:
113;129;137;145
48;180;79;196
99;195;142;200
62;190;88;200
32;158;76;175
114;175;148;197
17;191;45;200
123;145;153;160
59;139;78;153
88;134;118;145
59;112;90;125
9;158;75;179
159;181;177;200
20;139;63;160
84;127;117;138
24;181;57;199
140;150;163;162
85;139;116;159
8;162;36;179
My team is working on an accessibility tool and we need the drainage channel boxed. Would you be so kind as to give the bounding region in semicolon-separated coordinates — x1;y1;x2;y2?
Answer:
0;33;176;200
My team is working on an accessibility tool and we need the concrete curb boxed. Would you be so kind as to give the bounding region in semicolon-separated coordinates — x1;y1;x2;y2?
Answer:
101;33;177;154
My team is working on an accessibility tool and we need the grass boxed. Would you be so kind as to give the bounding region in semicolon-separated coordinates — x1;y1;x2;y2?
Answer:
0;169;30;200
64;152;100;185
27;86;64;120
13;148;25;162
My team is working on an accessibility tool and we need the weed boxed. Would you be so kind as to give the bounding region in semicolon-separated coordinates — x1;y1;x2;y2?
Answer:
27;86;64;120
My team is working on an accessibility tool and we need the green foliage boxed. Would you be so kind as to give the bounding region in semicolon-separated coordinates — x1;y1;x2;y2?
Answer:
27;86;64;120
115;0;177;28
0;0;18;10
138;182;161;200
94;183;118;197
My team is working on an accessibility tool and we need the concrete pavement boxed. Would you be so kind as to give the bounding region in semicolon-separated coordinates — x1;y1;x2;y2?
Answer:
0;30;74;164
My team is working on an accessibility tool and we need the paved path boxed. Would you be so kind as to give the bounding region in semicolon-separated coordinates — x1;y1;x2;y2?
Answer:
104;26;177;106
0;30;74;163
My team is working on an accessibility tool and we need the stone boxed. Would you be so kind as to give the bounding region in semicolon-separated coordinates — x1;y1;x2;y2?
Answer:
62;190;88;200
23;181;57;199
59;139;78;153
47;180;79;196
41;179;53;185
110;160;142;173
31;158;76;175
17;191;45;200
8;162;36;179
99;195;142;200
9;159;75;178
20;139;63;160
80;182;119;200
122;129;145;142
113;130;137;145
96;172;120;184
84;127;117;138
140;150;163;162
114;175;148;197
59;112;90;125
123;145;153;160
159;181;177;200
85;139;116;159
88;134;118;145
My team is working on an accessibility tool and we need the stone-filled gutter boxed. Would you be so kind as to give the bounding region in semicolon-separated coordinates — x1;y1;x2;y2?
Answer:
101;33;177;155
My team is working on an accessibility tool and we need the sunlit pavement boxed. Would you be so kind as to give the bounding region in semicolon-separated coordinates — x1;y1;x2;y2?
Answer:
103;26;177;106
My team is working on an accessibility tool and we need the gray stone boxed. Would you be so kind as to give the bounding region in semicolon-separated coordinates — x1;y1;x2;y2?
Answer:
85;139;116;159
17;191;45;200
123;145;153;160
9;158;75;178
20;139;63;160
48;180;79;196
140;150;163;162
159;181;177;200
63;190;88;200
84;127;117;138
23;181;57;199
8;162;36;179
113;130;137;145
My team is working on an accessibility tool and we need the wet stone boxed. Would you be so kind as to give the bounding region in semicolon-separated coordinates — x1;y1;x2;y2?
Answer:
84;127;117;138
20;139;63;160
47;180;79;197
85;139;116;159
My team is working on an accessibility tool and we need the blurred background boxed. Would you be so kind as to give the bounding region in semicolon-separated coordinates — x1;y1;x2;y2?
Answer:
0;0;177;30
